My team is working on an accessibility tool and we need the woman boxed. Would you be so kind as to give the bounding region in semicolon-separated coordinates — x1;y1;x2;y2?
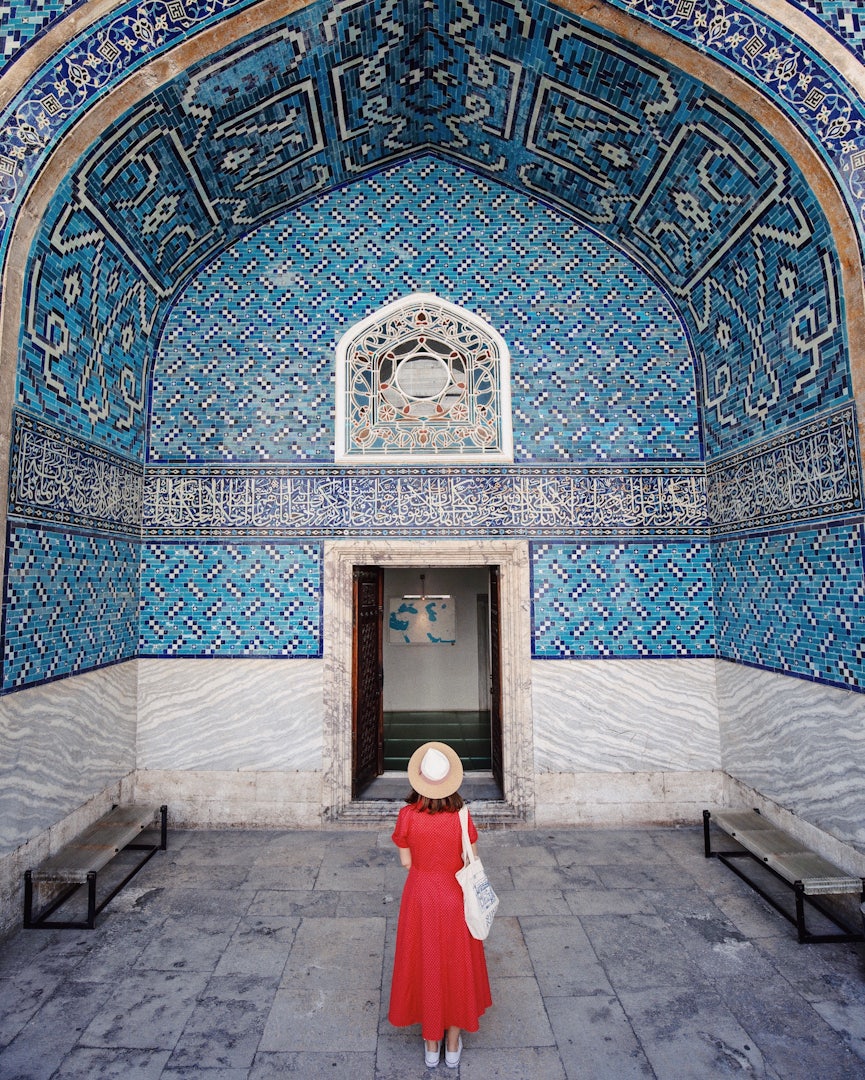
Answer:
388;741;493;1069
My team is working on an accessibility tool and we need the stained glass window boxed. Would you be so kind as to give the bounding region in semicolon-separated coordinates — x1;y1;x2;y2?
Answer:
335;293;513;462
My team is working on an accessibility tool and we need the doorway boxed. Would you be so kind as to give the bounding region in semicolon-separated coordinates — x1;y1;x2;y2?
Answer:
353;565;503;799
323;540;534;821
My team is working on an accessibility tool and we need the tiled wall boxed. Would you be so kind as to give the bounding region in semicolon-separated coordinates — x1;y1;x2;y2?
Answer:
150;161;698;466
139;541;322;658
3;0;862;698
713;524;865;689
531;541;714;659
1;526;138;691
15;0;850;462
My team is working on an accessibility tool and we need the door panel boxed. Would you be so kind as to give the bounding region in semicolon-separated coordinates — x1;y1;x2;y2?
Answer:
352;565;383;796
489;565;504;789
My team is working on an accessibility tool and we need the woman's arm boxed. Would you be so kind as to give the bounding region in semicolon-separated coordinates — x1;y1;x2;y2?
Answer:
398;847;412;869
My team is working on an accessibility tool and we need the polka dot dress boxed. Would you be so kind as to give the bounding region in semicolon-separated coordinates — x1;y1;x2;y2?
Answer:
388;804;492;1039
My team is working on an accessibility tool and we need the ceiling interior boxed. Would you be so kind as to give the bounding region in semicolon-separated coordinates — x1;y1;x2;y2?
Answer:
7;0;856;472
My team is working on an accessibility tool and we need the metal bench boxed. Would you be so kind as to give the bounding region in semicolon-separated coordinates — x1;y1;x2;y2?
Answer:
24;804;167;929
703;809;864;944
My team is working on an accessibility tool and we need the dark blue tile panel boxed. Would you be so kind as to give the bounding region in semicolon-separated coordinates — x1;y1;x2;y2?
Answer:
530;539;715;659
139;539;322;657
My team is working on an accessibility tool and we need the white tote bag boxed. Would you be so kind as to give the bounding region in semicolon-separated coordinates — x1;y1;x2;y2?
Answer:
455;805;499;940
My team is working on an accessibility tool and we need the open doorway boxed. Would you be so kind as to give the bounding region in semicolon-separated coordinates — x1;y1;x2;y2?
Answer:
352;565;504;800
323;539;534;822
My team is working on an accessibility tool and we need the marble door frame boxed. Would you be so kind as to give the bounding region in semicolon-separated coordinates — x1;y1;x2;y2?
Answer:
322;539;535;820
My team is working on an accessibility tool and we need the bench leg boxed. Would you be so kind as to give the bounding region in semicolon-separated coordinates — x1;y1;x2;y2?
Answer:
23;870;34;929
86;871;98;930
159;804;168;850
794;881;807;944
703;809;713;858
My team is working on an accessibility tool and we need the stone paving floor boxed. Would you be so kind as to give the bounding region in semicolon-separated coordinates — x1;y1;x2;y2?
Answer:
1;822;864;1079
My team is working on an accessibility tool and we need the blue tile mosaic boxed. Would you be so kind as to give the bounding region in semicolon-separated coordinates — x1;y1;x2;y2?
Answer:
151;159;699;465
1;525;139;691
796;0;865;60
3;0;864;301
530;540;715;659
15;1;850;462
0;0;73;64
713;523;865;689
139;541;322;657
2;0;864;695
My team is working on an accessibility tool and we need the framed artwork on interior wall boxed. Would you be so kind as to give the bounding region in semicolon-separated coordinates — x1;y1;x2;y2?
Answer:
388;597;456;645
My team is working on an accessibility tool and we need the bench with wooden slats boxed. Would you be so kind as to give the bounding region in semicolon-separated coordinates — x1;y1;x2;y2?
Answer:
703;809;864;944
24;803;167;929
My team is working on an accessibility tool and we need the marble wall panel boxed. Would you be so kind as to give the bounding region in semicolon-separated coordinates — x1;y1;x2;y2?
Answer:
532;658;721;774
716;660;865;852
534;768;725;827
134;769;322;828
0;661;137;855
136;658;323;772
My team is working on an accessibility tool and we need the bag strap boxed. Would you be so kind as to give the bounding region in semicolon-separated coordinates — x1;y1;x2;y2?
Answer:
458;806;475;865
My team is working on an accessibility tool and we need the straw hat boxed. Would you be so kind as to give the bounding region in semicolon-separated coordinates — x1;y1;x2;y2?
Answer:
407;741;464;799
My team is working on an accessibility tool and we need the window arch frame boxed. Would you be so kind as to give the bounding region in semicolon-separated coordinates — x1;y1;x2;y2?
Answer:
335;292;513;464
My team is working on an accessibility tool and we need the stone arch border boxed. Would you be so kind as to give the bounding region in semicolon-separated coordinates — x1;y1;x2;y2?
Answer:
322;539;534;821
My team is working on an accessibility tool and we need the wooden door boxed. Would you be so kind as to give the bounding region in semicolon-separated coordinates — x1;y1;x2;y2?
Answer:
352;565;384;797
489;565;504;789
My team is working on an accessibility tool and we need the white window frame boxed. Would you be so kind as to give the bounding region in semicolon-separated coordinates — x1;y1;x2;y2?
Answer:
335;292;513;464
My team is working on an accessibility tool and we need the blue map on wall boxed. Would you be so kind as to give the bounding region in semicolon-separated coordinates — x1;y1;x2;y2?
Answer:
388;598;456;645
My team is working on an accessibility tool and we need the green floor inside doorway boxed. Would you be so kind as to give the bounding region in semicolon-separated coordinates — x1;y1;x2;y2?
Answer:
383;711;492;771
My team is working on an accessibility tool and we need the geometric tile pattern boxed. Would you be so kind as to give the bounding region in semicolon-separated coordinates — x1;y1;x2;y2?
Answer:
796;0;865;60
17;5;848;462
3;0;865;279
139;541;322;657
1;526;139;691
713;523;865;690
0;0;71;64
530;540;715;659
150;160;699;465
2;0;862;695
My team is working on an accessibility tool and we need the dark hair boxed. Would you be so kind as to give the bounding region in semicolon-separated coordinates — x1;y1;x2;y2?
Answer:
406;790;464;813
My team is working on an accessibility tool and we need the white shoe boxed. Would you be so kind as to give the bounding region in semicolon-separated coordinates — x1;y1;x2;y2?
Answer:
445;1035;462;1068
424;1039;441;1068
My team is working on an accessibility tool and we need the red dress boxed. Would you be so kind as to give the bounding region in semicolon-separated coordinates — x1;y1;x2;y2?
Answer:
388;803;492;1038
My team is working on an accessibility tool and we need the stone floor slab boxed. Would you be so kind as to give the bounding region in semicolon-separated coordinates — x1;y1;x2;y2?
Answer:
258;984;381;1052
545;992;654;1080
1;824;863;1079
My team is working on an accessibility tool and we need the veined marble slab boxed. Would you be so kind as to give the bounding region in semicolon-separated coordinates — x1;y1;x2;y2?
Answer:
0;662;137;855
532;658;721;773
717;661;865;851
134;768;322;828
137;658;323;772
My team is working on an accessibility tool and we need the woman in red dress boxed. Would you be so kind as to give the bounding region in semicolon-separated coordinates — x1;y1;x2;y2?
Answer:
388;741;493;1069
